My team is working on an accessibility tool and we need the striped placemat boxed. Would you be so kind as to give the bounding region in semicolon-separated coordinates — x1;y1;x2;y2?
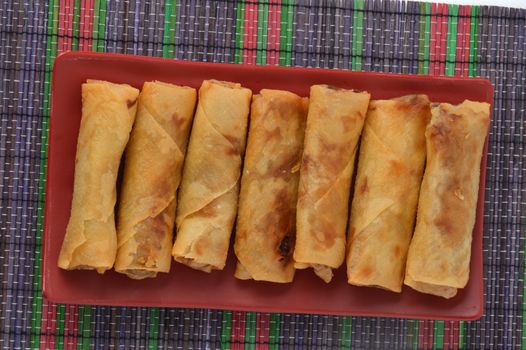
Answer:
0;0;524;348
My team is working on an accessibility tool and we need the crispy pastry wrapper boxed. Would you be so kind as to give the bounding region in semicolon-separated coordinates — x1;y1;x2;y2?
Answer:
404;100;490;298
172;80;251;272
58;80;139;273
234;89;308;283
115;82;197;279
294;85;370;283
346;95;431;292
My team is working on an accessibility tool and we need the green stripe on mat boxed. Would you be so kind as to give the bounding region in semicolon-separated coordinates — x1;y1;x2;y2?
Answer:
418;2;431;75
234;1;246;64
93;0;107;52
77;306;92;350
279;0;293;66
245;312;257;349
256;2;269;65
162;0;177;57
221;311;232;350
445;4;459;76
406;319;418;350
30;0;59;347
433;321;444;349
268;313;280;350
148;308;160;350
341;316;352;349
468;6;480;78
55;304;66;350
459;319;465;349
351;0;364;71
71;0;81;51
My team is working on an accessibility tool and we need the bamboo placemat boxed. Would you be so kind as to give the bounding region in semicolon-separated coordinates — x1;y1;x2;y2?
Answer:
0;0;524;348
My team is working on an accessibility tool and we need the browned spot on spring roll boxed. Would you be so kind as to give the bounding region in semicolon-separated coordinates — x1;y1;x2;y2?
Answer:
234;89;308;283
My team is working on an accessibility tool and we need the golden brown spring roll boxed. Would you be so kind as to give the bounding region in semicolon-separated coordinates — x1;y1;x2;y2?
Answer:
58;80;139;273
294;85;370;283
347;95;431;292
234;89;309;283
172;80;251;272
404;100;490;298
114;82;197;279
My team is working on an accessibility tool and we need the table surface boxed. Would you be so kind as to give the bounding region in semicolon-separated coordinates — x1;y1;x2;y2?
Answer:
1;0;525;349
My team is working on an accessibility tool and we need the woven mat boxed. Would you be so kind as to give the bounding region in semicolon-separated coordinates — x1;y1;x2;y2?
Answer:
1;0;525;349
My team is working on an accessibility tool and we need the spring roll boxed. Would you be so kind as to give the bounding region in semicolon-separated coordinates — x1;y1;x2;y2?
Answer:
172;80;251;272
58;80;139;273
234;89;308;283
347;95;431;292
114;82;197;279
404;100;490;298
294;85;370;283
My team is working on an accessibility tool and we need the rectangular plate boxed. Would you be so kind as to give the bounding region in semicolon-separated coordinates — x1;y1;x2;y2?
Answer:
43;52;493;320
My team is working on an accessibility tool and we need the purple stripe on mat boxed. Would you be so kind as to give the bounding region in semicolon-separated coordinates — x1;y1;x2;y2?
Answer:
293;314;306;347
279;313;290;347
174;1;196;61
293;0;316;68
0;0;47;348
90;306;105;348
174;1;237;63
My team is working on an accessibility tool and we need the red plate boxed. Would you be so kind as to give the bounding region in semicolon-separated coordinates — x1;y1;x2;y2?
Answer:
43;52;492;320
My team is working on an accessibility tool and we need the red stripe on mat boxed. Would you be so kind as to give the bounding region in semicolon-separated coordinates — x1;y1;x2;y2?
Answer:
80;0;95;51
255;313;270;350
243;3;258;64
456;6;472;77
429;3;448;76
449;320;461;350
63;305;79;350
266;0;282;65
417;319;433;350
57;0;74;53
231;311;246;350
40;300;56;349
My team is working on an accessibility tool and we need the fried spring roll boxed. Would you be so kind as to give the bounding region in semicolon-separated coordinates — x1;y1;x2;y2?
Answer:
58;80;139;273
234;89;309;283
172;80;251;272
114;82;197;279
294;85;370;283
404;100;490;298
346;95;431;292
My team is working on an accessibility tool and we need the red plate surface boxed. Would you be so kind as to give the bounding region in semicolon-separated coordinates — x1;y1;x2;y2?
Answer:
43;52;493;320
